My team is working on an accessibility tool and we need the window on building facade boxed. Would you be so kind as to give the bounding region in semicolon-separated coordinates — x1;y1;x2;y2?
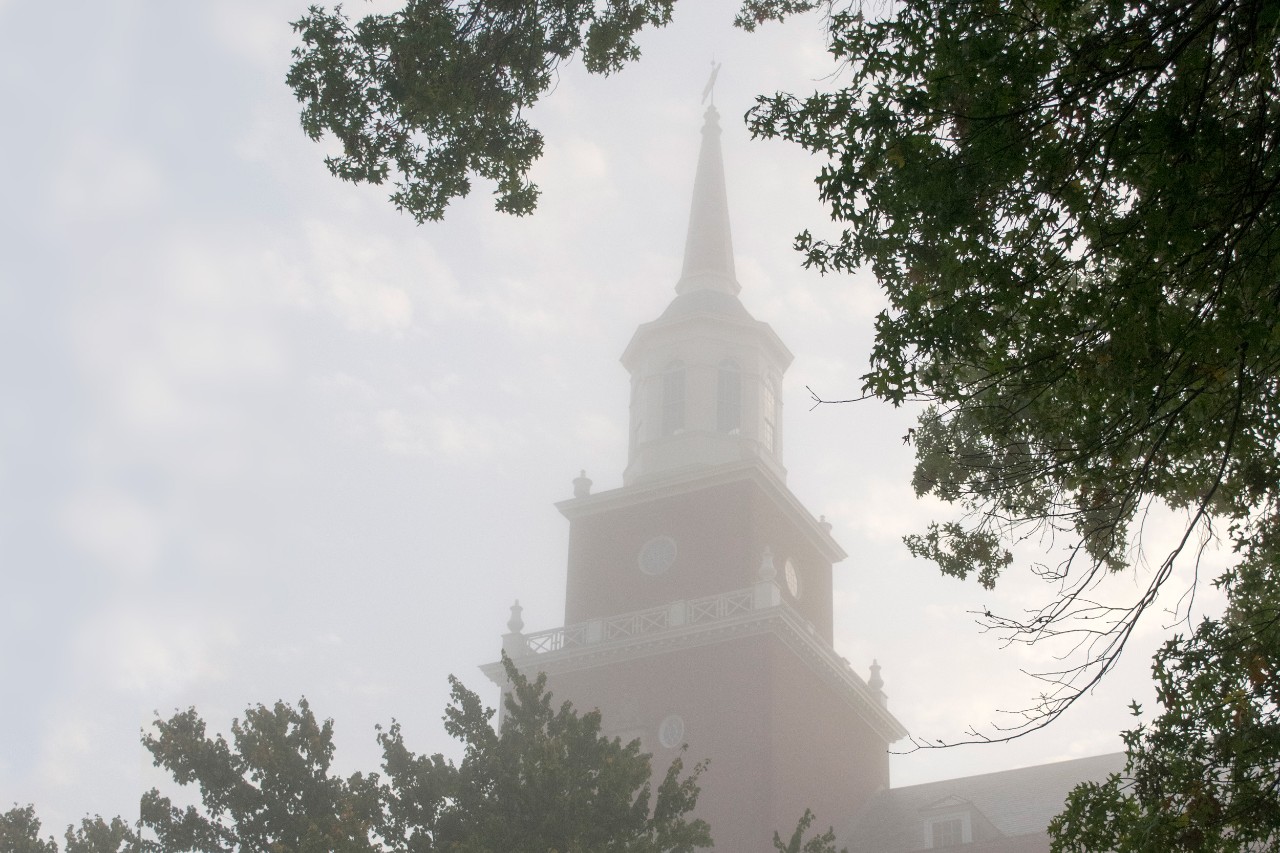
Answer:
717;359;741;433
662;361;685;435
930;817;965;848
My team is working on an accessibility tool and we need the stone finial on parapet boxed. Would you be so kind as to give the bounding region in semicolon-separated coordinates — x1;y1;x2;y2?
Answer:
758;546;777;581
868;659;888;707
753;546;782;609
572;470;592;498
502;600;528;657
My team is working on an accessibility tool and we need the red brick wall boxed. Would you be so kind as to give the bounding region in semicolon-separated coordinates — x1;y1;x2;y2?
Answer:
534;633;888;852
564;477;835;642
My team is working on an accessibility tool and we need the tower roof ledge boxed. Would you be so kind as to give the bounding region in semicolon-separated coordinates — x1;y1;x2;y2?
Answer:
620;307;794;372
661;287;753;321
482;585;906;744
556;458;847;563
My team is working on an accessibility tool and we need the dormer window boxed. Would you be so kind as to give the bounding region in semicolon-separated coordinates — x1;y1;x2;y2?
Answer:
717;359;741;433
662;361;686;435
921;796;975;849
930;817;965;848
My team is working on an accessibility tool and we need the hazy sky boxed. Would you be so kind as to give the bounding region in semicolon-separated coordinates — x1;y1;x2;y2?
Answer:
1;0;1225;834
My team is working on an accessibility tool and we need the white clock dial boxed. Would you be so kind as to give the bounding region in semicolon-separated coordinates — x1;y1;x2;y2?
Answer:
638;535;677;576
658;714;685;749
784;558;800;598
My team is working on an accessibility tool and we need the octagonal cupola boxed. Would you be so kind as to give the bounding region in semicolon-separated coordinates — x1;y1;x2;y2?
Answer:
621;104;793;487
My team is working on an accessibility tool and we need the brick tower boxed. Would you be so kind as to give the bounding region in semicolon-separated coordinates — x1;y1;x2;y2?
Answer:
486;103;906;851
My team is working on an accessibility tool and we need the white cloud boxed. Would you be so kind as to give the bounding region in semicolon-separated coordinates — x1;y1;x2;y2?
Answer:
74;605;235;696
311;371;380;403
826;480;942;545
536;134;613;186
34;708;96;790
328;277;415;333
61;489;164;581
204;1;297;70
48;137;165;223
301;220;450;333
484;276;565;335
374;407;520;463
55;231;299;483
233;102;297;164
571;410;626;453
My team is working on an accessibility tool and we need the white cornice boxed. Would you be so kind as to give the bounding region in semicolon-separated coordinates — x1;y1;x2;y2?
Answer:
482;586;906;744
556;459;847;564
619;309;794;374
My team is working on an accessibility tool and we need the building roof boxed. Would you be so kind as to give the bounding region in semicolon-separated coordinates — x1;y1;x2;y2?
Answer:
838;753;1127;852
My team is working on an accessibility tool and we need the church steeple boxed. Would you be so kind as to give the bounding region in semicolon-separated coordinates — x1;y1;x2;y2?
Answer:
677;105;739;296
620;105;794;487
486;94;904;853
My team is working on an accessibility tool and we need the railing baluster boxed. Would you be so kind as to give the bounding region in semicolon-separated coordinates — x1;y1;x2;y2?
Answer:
521;584;792;655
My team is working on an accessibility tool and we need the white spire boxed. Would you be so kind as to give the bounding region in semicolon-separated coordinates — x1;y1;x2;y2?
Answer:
676;104;740;296
618;105;793;487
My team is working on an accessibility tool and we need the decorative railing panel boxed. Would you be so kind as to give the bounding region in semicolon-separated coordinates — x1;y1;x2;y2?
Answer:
525;623;588;653
503;581;908;742
687;589;752;623
519;585;771;656
604;605;670;640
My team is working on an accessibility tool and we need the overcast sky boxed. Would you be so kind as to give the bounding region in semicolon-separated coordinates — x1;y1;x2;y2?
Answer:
1;0;1227;835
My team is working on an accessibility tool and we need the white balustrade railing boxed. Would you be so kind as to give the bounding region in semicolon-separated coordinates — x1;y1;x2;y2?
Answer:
518;584;776;657
688;588;753;623
504;582;903;739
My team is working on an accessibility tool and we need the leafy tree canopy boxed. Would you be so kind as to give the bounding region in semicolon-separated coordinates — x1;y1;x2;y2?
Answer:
0;806;137;853
288;0;1280;709
745;0;1280;740
287;0;676;221
13;659;843;851
772;808;846;853
288;0;1280;847
1049;532;1280;852
139;655;711;851
750;0;1279;843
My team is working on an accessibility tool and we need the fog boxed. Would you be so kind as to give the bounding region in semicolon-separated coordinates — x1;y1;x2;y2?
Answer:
0;0;1217;842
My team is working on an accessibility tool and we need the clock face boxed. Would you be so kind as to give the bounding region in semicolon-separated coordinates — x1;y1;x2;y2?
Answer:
658;714;685;749
784;559;800;598
638;535;677;576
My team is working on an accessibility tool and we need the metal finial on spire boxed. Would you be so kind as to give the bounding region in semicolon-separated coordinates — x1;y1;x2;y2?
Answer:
701;60;721;105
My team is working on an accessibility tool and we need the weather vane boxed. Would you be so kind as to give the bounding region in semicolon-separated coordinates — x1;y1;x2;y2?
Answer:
701;59;721;105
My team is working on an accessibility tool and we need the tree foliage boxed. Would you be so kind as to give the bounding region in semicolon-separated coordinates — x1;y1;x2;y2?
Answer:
745;0;1280;841
289;0;1280;721
12;660;839;851
1050;531;1280;852
139;696;382;852
748;0;1280;735
0;806;137;853
286;0;675;221
285;0;1280;846
1;806;58;853
772;808;846;853
138;655;711;852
